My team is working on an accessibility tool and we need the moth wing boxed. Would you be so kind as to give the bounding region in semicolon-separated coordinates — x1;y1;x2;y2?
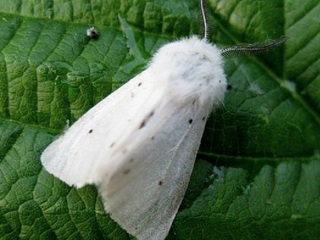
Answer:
41;69;159;187
98;99;211;240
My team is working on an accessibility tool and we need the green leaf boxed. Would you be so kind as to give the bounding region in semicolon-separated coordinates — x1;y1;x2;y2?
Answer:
0;0;319;239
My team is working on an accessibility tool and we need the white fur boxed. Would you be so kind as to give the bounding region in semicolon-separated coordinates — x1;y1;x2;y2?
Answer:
41;36;227;240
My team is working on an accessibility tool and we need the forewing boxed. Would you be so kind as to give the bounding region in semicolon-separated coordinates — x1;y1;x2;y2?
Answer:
41;69;161;187
98;98;211;240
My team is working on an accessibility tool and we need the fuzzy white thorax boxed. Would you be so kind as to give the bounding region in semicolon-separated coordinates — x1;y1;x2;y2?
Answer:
148;36;227;109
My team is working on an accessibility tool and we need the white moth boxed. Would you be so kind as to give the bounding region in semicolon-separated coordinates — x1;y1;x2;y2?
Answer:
41;1;286;239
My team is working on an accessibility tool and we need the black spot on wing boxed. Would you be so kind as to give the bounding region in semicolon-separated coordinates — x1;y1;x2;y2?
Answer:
139;120;146;129
138;110;155;129
88;129;93;133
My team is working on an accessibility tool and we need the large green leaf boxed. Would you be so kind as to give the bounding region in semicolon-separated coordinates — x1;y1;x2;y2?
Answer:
0;0;319;239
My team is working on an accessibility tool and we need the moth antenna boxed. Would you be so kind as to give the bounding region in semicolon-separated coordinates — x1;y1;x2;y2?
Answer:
221;36;288;58
199;0;208;40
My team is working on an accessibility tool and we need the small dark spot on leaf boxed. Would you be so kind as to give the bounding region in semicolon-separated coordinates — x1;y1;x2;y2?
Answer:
86;27;99;40
129;158;134;163
110;142;115;148
202;116;206;121
138;82;142;87
188;119;193;124
158;181;163;186
227;84;232;90
123;169;131;175
151;136;155;140
192;100;196;105
88;129;93;133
